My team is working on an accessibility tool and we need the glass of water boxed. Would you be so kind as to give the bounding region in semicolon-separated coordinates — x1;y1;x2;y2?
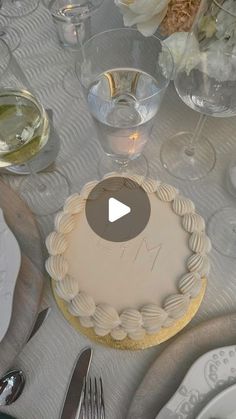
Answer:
75;28;173;178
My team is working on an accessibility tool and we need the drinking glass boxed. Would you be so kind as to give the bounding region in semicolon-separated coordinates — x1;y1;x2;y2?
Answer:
49;0;103;48
46;0;104;98
0;39;69;215
0;0;39;18
76;28;173;178
160;0;236;181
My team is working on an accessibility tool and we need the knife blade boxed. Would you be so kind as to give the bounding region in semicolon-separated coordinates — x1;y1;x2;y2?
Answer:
27;307;51;343
60;347;93;419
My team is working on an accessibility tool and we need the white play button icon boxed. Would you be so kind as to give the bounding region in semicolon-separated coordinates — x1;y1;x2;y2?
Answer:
108;197;131;223
86;177;150;242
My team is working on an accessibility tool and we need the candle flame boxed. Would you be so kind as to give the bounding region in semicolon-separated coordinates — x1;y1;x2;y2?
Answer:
129;132;139;141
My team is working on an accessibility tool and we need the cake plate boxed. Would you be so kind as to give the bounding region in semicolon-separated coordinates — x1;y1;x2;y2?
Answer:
51;278;207;350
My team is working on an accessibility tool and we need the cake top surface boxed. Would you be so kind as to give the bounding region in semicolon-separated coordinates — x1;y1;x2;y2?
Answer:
46;174;211;341
66;191;190;311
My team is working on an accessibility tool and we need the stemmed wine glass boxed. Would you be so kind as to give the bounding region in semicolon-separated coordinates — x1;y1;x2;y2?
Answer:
160;0;236;181
0;0;39;18
0;39;69;215
75;28;173;178
160;0;236;258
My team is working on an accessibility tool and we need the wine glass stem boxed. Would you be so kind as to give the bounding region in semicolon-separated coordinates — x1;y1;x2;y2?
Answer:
25;162;46;193
185;114;207;157
114;158;129;172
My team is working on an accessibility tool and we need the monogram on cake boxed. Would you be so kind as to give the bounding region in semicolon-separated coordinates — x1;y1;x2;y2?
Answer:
45;173;211;342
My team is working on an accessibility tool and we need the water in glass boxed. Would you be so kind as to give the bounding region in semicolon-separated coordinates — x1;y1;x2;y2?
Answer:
87;68;164;161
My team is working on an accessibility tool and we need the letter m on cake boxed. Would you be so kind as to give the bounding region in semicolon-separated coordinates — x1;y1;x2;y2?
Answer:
134;238;162;272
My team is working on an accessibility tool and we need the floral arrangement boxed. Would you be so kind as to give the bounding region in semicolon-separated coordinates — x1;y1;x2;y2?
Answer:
115;0;236;82
115;0;201;37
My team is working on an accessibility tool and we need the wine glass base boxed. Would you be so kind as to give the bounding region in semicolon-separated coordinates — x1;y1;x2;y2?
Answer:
160;131;216;181
19;170;70;216
98;154;148;181
63;67;81;98
208;207;236;258
0;26;21;52
0;0;39;18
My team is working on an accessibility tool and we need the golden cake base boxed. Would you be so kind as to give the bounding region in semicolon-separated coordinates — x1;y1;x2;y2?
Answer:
52;278;207;350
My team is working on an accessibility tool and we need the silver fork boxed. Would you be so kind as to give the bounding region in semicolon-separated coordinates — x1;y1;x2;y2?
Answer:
81;377;105;419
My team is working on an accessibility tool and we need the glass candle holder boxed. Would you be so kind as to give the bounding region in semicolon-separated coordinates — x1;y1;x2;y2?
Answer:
49;0;103;48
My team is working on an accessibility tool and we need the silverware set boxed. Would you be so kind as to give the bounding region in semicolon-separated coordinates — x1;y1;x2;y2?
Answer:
0;310;105;419
59;347;105;419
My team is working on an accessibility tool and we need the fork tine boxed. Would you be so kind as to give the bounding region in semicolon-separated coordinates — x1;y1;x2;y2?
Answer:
94;377;99;419
100;377;105;419
82;377;105;419
89;377;92;419
81;378;87;419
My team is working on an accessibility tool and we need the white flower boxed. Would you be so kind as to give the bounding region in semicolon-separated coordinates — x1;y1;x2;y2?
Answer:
204;41;236;82
159;32;201;79
114;0;170;36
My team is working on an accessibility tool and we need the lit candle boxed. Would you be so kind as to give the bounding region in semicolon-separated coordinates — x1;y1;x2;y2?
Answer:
106;127;149;158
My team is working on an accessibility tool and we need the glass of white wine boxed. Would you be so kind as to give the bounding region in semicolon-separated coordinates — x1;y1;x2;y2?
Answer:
0;0;39;18
0;39;69;215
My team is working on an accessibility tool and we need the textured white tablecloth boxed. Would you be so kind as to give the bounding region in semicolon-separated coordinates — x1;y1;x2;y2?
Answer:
1;2;236;418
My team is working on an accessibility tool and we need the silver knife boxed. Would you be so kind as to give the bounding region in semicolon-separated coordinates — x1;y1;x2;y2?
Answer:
60;347;93;419
27;307;51;343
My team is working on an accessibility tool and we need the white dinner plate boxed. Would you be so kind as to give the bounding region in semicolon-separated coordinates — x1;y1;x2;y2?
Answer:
0;208;21;343
156;345;236;419
196;383;236;419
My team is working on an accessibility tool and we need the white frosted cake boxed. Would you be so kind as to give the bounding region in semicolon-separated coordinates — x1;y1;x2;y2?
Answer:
46;174;211;342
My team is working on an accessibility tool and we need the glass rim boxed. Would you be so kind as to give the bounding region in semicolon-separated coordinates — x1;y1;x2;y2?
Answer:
0;88;47;111
213;0;236;17
49;0;104;21
75;27;174;103
0;38;12;80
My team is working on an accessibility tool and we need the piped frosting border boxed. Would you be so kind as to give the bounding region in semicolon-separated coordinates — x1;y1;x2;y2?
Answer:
46;173;211;341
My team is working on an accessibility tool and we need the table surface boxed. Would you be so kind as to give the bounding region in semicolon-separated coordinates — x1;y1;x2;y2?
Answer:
1;2;236;419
